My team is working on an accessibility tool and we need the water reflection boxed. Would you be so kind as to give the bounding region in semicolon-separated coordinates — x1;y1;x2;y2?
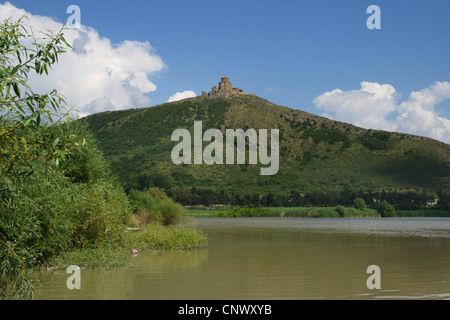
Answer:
35;218;450;300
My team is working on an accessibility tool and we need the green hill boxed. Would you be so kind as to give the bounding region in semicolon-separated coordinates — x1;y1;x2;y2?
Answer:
82;93;450;206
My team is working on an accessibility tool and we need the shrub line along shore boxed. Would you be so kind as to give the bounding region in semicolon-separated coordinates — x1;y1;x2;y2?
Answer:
184;205;450;218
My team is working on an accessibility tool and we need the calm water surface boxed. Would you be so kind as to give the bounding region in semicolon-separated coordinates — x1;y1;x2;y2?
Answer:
35;218;450;300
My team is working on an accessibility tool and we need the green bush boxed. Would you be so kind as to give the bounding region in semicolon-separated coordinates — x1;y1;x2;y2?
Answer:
128;189;164;224
0;150;132;299
354;198;367;210
0;104;132;299
376;200;395;217
48;245;130;269
125;223;208;250
335;205;346;217
60;122;112;183
281;208;323;218
128;188;183;226
218;207;268;217
70;181;131;247
359;131;394;150
159;198;184;226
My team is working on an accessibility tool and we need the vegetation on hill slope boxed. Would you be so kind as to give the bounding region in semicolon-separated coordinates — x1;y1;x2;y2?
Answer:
83;94;450;209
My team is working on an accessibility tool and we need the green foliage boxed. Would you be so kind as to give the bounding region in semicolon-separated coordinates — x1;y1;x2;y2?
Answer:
302;127;351;148
202;206;379;218
218;207;268;217
125;223;208;250
376;200;395;217
48;245;130;269
59;122;112;183
83;81;449;201
354;198;366;210
335;205;346;217
0;124;132;299
0;16;73;176
341;207;379;218
1;16;210;300
137;173;170;190
71;182;131;247
0;16;74;300
128;188;183;226
359;131;394;150
159;198;184;226
0;17;135;299
282;208;321;218
437;190;450;210
392;209;450;217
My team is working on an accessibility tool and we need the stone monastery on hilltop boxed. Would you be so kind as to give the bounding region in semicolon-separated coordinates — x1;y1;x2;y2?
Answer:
202;76;255;99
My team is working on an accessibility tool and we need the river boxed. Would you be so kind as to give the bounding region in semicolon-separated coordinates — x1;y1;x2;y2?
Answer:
34;217;450;300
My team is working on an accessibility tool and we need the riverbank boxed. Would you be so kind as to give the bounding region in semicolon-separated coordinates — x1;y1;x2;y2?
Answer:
43;221;208;272
184;206;450;218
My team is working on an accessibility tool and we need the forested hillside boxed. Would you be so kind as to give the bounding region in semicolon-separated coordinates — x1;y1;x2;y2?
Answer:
83;94;450;208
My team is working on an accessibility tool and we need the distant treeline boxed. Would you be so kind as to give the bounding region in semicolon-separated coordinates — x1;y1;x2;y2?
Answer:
167;187;450;210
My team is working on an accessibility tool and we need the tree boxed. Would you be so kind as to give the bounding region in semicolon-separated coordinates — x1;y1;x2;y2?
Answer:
0;16;88;299
288;190;302;207
376;200;395;217
0;16;75;173
266;192;275;207
354;198;367;210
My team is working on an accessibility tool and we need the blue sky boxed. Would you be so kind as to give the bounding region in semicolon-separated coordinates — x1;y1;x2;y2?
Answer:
3;1;450;143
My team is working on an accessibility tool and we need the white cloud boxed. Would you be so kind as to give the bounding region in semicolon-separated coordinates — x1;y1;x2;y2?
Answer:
167;90;196;103
395;82;450;143
0;2;165;118
313;81;450;144
265;86;278;93
313;82;398;131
